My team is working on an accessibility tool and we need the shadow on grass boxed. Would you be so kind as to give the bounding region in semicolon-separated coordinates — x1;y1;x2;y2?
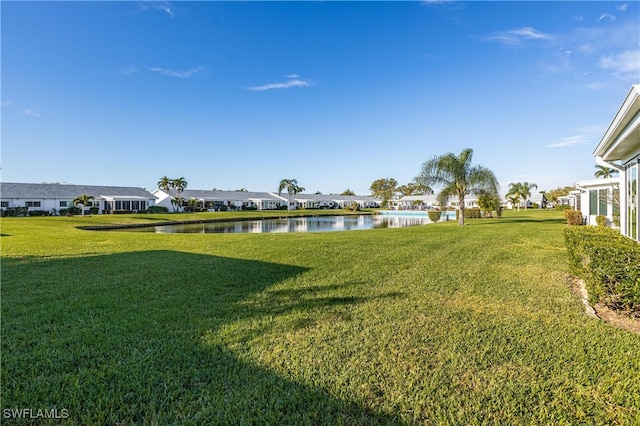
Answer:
468;216;566;225
1;251;403;424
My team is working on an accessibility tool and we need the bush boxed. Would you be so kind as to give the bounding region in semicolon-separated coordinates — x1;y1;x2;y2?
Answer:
345;202;361;212
555;204;571;211
147;206;169;213
613;215;621;227
4;207;29;217
427;210;441;222
463;208;482;219
564;226;640;316
89;207;99;215
566;210;584;226
595;215;607;227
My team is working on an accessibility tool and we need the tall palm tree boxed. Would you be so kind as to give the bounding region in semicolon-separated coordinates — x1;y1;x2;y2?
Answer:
278;178;305;211
170;177;188;195
506;183;525;212
73;194;94;216
416;148;499;226
594;165;618;179
157;176;171;192
520;181;538;210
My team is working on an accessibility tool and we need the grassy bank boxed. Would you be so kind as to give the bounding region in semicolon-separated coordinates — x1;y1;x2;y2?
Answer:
2;210;639;424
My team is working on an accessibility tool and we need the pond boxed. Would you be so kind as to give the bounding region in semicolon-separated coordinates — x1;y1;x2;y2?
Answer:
121;213;442;234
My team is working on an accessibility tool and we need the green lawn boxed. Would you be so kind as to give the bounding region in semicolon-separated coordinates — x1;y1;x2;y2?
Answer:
2;210;639;424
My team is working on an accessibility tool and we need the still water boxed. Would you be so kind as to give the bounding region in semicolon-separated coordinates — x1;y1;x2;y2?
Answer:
125;214;433;234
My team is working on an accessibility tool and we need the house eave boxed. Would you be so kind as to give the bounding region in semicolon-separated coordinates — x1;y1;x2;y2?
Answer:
593;84;640;162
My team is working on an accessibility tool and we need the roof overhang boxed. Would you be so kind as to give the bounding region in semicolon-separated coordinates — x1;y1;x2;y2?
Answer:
593;85;640;162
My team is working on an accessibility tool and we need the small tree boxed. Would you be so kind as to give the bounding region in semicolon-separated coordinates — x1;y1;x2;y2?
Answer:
477;192;502;218
369;178;398;208
73;194;94;216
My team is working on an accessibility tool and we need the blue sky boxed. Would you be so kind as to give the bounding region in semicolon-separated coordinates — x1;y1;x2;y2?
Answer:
2;1;639;196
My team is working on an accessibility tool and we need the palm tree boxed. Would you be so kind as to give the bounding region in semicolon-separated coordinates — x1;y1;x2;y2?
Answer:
157;176;171;192
520;182;538;210
506;195;521;212
169;177;188;211
171;177;188;195
73;194;94;216
278;178;305;211
506;183;525;212
416;148;499;226
594;165;618;179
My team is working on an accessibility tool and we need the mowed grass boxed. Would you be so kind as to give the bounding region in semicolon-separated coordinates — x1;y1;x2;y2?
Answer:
2;210;639;424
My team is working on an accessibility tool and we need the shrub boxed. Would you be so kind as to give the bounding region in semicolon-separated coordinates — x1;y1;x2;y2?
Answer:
345;202;361;212
4;207;29;217
147;206;169;213
556;204;571;211
613;215;621;227
89;207;99;215
566;210;584;226
564;226;640;316
595;215;607;227
427;210;441;222
463;208;482;219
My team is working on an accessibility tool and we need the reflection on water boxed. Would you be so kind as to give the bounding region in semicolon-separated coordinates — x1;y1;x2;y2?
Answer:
127;214;433;234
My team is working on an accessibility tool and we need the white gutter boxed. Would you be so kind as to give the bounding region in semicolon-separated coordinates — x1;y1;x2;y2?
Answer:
595;155;624;173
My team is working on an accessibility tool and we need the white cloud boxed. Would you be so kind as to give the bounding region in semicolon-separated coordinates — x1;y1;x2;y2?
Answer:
154;1;174;18
546;134;592;148
618;4;628;12
126;2;174;17
483;27;553;45
24;108;40;118
1;101;14;107
596;13;616;23
599;49;640;78
248;76;312;91
149;66;204;78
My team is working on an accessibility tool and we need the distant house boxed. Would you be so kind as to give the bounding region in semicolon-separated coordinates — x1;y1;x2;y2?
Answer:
292;194;380;209
393;194;480;210
592;84;640;241
0;182;156;215
152;188;381;212
153;189;286;212
573;177;619;227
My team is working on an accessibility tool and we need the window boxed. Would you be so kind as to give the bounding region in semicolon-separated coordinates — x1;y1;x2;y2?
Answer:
598;189;608;216
628;164;638;240
589;190;598;215
59;201;68;207
25;201;41;208
1;201;8;208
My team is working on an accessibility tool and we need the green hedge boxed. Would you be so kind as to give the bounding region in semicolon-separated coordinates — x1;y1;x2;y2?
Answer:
564;226;640;316
463;208;482;219
427;210;441;222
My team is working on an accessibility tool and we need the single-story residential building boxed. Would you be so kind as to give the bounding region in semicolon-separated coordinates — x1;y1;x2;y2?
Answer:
153;189;287;211
0;182;156;215
292;194;380;209
153;188;381;212
392;194;481;210
573;177;620;226
592;84;640;241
